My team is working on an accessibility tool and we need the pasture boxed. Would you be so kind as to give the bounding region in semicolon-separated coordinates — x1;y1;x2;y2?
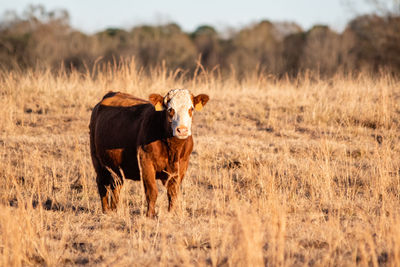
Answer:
1;62;400;266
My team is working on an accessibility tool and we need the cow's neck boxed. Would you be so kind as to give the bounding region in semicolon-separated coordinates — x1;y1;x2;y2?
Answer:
165;137;187;176
166;137;187;157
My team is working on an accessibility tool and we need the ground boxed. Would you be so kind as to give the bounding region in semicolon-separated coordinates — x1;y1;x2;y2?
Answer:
1;65;400;266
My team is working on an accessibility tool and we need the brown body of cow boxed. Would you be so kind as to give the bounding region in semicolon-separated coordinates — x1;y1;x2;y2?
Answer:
89;90;209;217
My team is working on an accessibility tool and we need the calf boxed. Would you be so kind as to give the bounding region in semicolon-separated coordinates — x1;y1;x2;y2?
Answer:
89;89;209;216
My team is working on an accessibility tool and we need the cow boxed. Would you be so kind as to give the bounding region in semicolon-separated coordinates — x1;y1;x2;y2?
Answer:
89;89;209;217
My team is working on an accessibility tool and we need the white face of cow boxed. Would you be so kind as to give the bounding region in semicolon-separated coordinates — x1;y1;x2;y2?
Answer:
165;89;194;139
149;89;209;140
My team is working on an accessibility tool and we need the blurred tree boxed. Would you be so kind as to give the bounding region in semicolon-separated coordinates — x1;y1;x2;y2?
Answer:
344;0;400;15
226;20;283;76
96;28;130;63
282;32;306;76
0;4;72;69
0;4;399;77
129;23;197;70
299;25;342;76
191;25;220;69
343;14;400;73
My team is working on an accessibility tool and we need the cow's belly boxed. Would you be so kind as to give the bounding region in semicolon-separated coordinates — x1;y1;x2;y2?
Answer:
120;157;141;181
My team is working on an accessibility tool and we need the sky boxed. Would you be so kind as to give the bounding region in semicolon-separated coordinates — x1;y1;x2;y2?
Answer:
0;0;377;33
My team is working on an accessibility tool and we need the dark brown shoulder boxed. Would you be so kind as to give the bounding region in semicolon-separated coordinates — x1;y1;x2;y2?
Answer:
100;92;148;107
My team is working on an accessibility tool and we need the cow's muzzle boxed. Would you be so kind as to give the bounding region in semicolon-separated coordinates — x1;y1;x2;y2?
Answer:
175;125;189;138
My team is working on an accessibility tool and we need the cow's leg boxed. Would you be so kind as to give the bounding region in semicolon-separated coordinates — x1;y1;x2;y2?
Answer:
143;174;158;217
166;176;179;212
110;186;120;210
138;148;158;217
167;159;189;212
110;176;124;210
96;171;112;213
160;173;178;211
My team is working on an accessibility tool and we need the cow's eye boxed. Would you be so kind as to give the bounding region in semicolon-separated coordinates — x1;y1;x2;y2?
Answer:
189;107;193;117
168;108;175;117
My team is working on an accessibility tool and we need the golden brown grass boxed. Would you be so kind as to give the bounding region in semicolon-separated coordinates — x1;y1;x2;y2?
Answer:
1;61;400;266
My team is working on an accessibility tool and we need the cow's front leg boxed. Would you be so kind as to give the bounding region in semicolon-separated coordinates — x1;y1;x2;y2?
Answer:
167;159;189;212
166;174;179;212
143;173;158;217
138;148;158;217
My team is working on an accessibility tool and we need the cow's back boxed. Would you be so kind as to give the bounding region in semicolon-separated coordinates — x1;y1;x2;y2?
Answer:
89;92;152;180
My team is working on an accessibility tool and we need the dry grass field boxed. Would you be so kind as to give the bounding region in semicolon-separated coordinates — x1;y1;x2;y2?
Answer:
1;61;400;266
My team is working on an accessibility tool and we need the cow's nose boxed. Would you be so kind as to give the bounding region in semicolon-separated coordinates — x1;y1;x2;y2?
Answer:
176;126;188;135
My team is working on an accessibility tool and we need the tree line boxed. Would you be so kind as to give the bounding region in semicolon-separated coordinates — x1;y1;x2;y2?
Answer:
0;5;399;77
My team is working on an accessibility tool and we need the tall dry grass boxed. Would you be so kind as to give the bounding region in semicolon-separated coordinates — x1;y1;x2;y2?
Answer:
0;60;400;266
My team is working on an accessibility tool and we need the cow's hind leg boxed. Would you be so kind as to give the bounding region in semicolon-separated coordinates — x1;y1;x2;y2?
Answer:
91;140;113;213
96;171;112;213
110;175;124;211
96;169;123;212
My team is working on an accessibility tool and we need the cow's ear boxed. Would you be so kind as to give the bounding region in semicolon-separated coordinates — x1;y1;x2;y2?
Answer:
193;94;209;111
149;94;164;111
